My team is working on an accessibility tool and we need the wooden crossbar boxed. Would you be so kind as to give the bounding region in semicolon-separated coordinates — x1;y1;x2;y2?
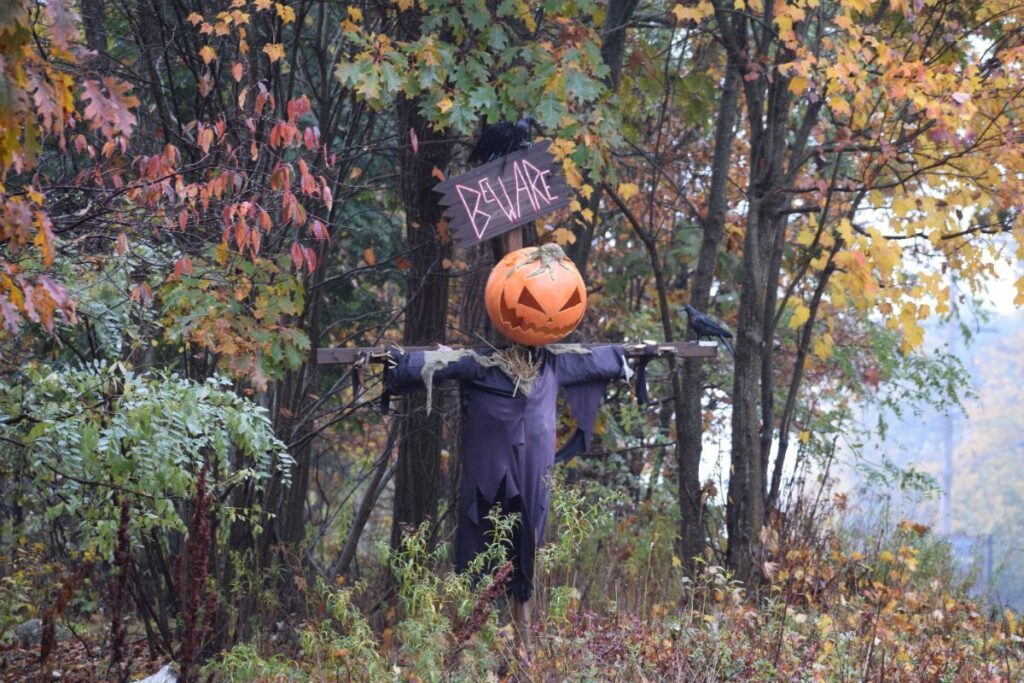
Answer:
316;341;718;365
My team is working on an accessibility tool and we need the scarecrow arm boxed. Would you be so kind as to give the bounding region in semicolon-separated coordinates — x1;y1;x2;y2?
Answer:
553;345;629;463
316;341;717;365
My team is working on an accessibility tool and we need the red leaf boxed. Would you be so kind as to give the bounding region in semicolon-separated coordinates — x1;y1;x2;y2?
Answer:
173;256;194;277
37;276;68;308
310;219;330;242
303;126;319;151
0;298;19;332
290;242;304;270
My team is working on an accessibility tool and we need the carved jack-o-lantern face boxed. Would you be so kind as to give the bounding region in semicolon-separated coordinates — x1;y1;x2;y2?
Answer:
484;243;587;346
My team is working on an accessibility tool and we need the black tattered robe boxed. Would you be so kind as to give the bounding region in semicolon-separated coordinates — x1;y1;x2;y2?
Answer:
387;345;627;601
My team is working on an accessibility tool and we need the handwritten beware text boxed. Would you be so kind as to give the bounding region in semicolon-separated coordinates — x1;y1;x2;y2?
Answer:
435;141;571;247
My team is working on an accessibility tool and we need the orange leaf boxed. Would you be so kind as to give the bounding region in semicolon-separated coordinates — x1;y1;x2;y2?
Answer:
232;62;244;82
199;45;217;65
363;248;376;266
263;43;285;63
431;166;445;182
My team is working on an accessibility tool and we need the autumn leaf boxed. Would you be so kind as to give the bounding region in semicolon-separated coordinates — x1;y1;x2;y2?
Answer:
199;45;217;65
363;248;376;266
788;302;810;329
275;2;296;23
290;242;304;270
788;76;809;95
263;43;285;63
431;166;445;182
550;228;577;245
437;96;453;114
81;78;140;138
232;62;244;82
617;182;640;200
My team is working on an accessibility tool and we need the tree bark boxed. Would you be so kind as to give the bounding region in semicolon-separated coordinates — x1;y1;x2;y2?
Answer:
567;0;639;277
676;41;741;571
80;0;108;54
389;11;455;546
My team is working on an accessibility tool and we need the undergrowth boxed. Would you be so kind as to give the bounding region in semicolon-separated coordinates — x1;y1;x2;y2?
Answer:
204;475;1023;682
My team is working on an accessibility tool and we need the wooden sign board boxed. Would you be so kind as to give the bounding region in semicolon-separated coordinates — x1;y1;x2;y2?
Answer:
435;140;571;248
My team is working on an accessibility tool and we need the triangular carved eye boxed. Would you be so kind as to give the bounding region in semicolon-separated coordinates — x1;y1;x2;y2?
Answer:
559;288;582;311
517;287;546;313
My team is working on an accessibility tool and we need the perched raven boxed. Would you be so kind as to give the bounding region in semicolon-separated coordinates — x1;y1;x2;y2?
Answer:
468;117;541;165
682;304;736;360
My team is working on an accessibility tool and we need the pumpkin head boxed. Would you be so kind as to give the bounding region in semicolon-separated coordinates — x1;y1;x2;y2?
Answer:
485;243;587;346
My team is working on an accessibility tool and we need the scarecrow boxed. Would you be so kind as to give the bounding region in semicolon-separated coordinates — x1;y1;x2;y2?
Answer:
383;243;632;647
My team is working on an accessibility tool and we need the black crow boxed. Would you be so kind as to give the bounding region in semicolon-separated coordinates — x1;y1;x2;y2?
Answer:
468;117;541;165
682;304;736;359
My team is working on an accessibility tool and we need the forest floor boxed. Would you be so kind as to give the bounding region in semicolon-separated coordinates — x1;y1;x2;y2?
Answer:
1;637;162;682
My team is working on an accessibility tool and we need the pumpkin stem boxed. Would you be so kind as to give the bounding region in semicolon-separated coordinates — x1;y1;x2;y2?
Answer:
515;243;571;281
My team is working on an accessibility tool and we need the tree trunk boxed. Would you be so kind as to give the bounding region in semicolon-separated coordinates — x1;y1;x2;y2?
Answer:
81;0;108;54
677;46;741;571
389;54;455;547
567;0;639;277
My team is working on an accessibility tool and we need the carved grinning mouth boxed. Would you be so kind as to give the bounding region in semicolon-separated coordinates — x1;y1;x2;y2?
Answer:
498;292;581;338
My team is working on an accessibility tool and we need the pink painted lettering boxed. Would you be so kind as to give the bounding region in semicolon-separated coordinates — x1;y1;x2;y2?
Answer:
456;184;491;239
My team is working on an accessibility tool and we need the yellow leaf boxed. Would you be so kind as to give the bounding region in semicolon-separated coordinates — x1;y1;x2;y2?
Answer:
275;2;296;23
788;302;810;329
795;227;816;246
563;160;583;189
548;138;576;160
263;43;285;63
798;430;811;444
812;333;833;360
788;76;809;95
817;613;833;634
672;555;682;568
618;182;640;200
437;96;453;114
347;6;363;21
836;217;854;243
199;45;217;65
550;228;577;245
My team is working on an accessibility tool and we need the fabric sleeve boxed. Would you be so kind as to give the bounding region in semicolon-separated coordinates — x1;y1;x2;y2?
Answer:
552;344;626;387
385;349;489;391
553;345;626;462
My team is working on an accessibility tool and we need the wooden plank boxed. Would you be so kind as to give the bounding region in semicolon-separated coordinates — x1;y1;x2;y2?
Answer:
434;140;570;248
317;341;718;365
